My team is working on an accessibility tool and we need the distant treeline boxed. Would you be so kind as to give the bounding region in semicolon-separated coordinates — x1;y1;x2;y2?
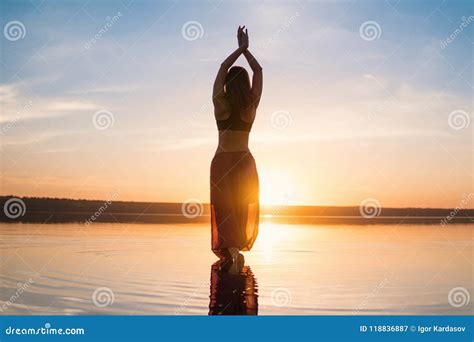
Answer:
0;196;473;225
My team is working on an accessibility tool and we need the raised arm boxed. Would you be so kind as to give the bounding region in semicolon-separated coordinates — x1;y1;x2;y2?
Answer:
238;27;263;108
243;49;263;107
212;45;245;104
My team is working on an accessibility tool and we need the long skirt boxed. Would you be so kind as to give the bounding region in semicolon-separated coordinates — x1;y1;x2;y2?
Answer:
210;151;259;258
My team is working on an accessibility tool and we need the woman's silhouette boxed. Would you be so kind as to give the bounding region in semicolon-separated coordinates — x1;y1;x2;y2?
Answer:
210;26;263;273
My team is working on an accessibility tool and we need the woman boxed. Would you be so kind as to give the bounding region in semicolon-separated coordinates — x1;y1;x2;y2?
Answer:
210;26;263;273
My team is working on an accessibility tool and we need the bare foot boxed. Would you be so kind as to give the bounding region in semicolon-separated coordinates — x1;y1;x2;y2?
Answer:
228;248;243;274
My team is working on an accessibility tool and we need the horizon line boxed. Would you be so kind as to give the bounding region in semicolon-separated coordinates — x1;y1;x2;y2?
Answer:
1;195;473;211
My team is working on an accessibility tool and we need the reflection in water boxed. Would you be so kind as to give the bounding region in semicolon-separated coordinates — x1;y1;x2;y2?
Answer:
208;260;258;315
1;223;472;315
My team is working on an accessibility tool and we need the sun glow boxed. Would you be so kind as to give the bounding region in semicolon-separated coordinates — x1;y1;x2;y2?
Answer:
254;221;296;264
259;170;296;206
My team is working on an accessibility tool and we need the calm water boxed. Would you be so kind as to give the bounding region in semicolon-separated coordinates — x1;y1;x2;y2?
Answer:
1;222;472;315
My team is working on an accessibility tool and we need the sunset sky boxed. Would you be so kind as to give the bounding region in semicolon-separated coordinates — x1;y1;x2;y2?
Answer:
1;0;472;208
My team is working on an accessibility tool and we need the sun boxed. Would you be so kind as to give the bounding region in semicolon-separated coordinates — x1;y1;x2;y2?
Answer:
259;170;296;206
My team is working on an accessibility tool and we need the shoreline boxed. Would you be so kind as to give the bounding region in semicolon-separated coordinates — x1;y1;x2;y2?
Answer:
1;196;472;225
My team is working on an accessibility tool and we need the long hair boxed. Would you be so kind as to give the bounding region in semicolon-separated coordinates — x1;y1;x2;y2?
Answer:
225;66;254;115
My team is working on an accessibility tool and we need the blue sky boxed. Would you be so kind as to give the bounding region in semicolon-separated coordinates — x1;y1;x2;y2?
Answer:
0;0;472;207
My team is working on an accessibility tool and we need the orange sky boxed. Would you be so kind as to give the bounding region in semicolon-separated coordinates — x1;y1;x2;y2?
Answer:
1;1;472;209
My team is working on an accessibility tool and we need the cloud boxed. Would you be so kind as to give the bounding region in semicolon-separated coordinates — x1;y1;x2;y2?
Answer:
47;101;99;111
0;84;18;102
0;129;85;147
67;84;140;95
0;82;101;123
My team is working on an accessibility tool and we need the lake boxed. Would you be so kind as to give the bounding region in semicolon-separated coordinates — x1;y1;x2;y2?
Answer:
0;222;472;315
